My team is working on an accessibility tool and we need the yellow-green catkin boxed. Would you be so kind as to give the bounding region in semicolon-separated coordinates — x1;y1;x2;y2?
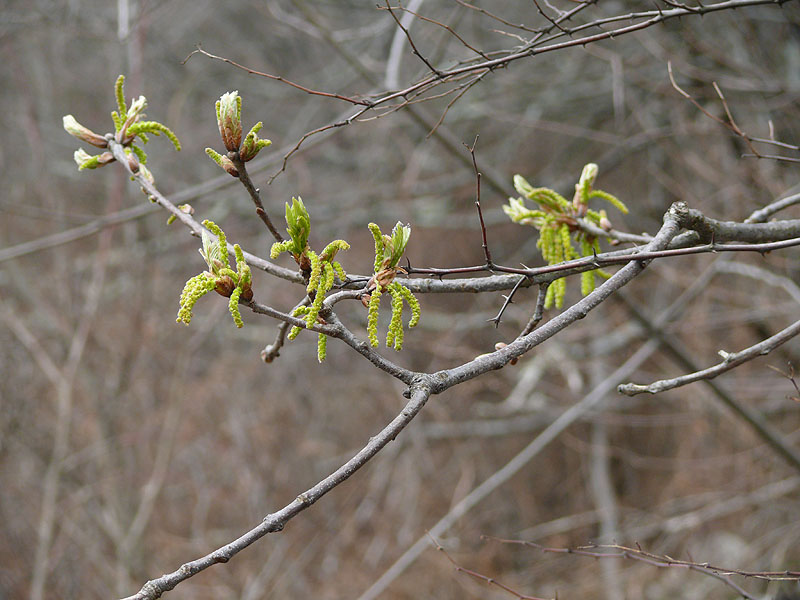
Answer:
332;261;347;282
386;285;404;350
307;250;322;294
369;223;384;271
229;287;244;328
306;262;333;328
367;287;382;347
317;333;327;362
289;306;309;340
559;223;575;261
177;273;215;325
396;284;420;327
580;238;596;296
113;75;127;126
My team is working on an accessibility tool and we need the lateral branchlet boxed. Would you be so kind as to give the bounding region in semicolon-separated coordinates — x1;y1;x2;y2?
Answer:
64;74;180;178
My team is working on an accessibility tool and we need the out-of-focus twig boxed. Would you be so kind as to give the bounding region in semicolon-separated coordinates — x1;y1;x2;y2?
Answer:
618;318;800;396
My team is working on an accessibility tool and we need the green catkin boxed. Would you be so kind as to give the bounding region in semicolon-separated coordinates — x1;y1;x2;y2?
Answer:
289;306;309;340
544;283;555;309
387;285;405;350
114;75;127;123
396;284;421;327
229;286;243;328
580;238;596;296
588;189;628;214
332;261;346;282
553;277;566;309
234;245;251;287
306;262;333;328
307;251;322;294
581;270;595;297
133;121;181;151
367;287;382;347
532;188;571;212
270;240;293;259
177;273;216;325
369;223;384;271
177;222;250;328
320;239;350;262
538;223;555;262
203;221;229;269
317;333;327;362
205;147;225;167
559;224;575;261
129;144;148;164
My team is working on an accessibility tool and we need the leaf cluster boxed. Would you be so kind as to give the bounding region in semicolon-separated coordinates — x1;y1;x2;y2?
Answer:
503;163;627;308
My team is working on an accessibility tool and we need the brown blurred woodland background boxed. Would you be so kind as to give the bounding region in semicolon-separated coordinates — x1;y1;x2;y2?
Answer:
2;1;800;599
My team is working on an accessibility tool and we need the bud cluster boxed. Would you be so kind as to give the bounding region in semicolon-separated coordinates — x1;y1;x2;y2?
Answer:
206;91;272;177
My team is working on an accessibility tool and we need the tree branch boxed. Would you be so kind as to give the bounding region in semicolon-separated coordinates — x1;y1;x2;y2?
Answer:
121;380;433;600
618;318;800;396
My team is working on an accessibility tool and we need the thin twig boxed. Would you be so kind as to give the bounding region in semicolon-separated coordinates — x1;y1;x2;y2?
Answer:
357;338;666;600
466;135;492;267
184;45;372;106
232;158;284;243
669;62;799;162
520;283;550;336
261;299;310;363
383;1;442;77
408;236;800;282
490;539;800;584
618;318;800;396
488;276;528;327
531;0;569;33
746;190;800;223
429;534;552;600
741;153;800;163
615;292;800;474
382;4;490;60
200;0;781;177
121;382;433;600
105;139;301;283
453;0;546;33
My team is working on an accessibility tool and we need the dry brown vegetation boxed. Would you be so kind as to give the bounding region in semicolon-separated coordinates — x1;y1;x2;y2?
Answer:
2;1;800;599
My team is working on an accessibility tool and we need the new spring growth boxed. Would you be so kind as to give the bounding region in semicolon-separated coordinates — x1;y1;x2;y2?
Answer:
64;75;180;174
270;197;312;267
503;164;627;309
206;91;272;177
364;222;420;351
177;220;253;328
166;203;194;226
272;197;349;362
